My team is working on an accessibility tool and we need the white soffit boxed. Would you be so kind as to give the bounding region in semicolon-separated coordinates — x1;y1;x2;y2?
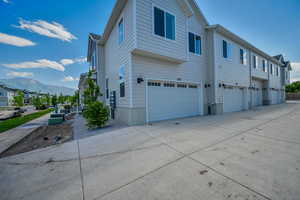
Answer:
176;0;194;17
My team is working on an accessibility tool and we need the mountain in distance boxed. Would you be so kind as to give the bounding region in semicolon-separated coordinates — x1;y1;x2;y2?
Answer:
0;78;76;96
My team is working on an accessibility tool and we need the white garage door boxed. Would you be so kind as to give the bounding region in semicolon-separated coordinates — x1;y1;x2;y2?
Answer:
223;87;244;113
147;81;202;122
270;90;279;104
252;88;263;107
251;79;264;107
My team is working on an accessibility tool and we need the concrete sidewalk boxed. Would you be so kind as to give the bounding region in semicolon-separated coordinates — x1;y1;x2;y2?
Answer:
0;114;50;154
1;103;300;200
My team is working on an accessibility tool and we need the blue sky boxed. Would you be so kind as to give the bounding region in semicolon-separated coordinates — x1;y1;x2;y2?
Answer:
0;0;299;89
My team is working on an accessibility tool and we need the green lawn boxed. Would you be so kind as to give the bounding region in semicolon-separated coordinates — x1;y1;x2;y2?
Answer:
0;109;53;133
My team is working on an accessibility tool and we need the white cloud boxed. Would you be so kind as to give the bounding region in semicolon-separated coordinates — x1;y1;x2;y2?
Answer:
290;62;300;83
59;57;87;65
3;59;65;71
60;59;75;65
3;0;10;3
0;32;36;47
15;18;77;42
62;76;79;82
6;71;33;78
75;57;87;63
2;57;86;72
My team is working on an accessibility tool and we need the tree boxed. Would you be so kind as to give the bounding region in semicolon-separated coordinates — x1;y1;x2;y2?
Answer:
58;93;65;104
32;96;42;109
70;91;79;107
13;91;24;107
83;71;109;128
45;93;51;106
83;71;101;105
83;101;109;128
51;95;58;107
286;82;300;93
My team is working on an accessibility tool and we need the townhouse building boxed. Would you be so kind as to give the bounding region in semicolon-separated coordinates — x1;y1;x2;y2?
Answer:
0;85;17;106
85;0;291;125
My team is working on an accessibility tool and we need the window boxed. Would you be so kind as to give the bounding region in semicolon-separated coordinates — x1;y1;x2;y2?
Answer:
188;84;198;88
240;49;247;65
148;82;161;86
163;83;175;87
270;64;273;74
177;84;187;88
106;78;109;99
222;40;232;59
262;60;266;72
120;82;125;97
154;6;175;40
276;67;279;76
223;40;227;58
189;33;201;55
119;65;125;97
253;55;258;69
240;49;244;64
118;18;124;44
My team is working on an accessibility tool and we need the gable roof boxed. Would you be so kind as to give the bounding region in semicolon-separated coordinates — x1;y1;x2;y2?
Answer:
87;33;102;62
187;0;209;25
98;0;209;45
273;55;292;71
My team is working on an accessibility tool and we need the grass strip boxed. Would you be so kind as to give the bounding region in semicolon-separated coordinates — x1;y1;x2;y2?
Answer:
0;108;53;133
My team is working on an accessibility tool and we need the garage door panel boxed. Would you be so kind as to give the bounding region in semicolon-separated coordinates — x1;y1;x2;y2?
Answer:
148;81;202;122
223;88;244;113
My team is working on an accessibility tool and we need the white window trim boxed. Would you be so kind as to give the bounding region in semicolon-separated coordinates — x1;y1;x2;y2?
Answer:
239;47;247;66
119;65;126;98
152;4;177;42
188;32;202;56
262;59;267;72
222;39;233;61
118;16;125;45
253;55;258;69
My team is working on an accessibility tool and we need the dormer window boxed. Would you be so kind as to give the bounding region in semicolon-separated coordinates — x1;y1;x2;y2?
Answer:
153;6;175;40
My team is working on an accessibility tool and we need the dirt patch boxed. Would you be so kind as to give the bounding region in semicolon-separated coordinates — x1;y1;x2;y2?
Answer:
0;122;73;158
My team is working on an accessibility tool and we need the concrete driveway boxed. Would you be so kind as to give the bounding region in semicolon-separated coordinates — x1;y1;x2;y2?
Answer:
1;103;300;200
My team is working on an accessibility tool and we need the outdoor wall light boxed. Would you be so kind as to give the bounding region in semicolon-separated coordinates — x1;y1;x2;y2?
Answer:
137;77;144;84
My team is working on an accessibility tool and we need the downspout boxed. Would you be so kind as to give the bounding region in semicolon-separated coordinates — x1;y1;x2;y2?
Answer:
249;50;252;109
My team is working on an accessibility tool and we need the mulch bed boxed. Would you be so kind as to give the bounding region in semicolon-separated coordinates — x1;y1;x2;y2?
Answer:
0;122;73;158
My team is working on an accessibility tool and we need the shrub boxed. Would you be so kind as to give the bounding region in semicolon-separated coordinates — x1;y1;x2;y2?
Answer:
83;101;109;129
13;91;24;107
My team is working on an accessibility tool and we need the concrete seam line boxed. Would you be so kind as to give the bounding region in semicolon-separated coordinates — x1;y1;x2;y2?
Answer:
185;107;300;157
2;143;165;166
187;156;272;200
144;132;272;200
93;155;185;200
77;140;85;200
126;107;299;200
